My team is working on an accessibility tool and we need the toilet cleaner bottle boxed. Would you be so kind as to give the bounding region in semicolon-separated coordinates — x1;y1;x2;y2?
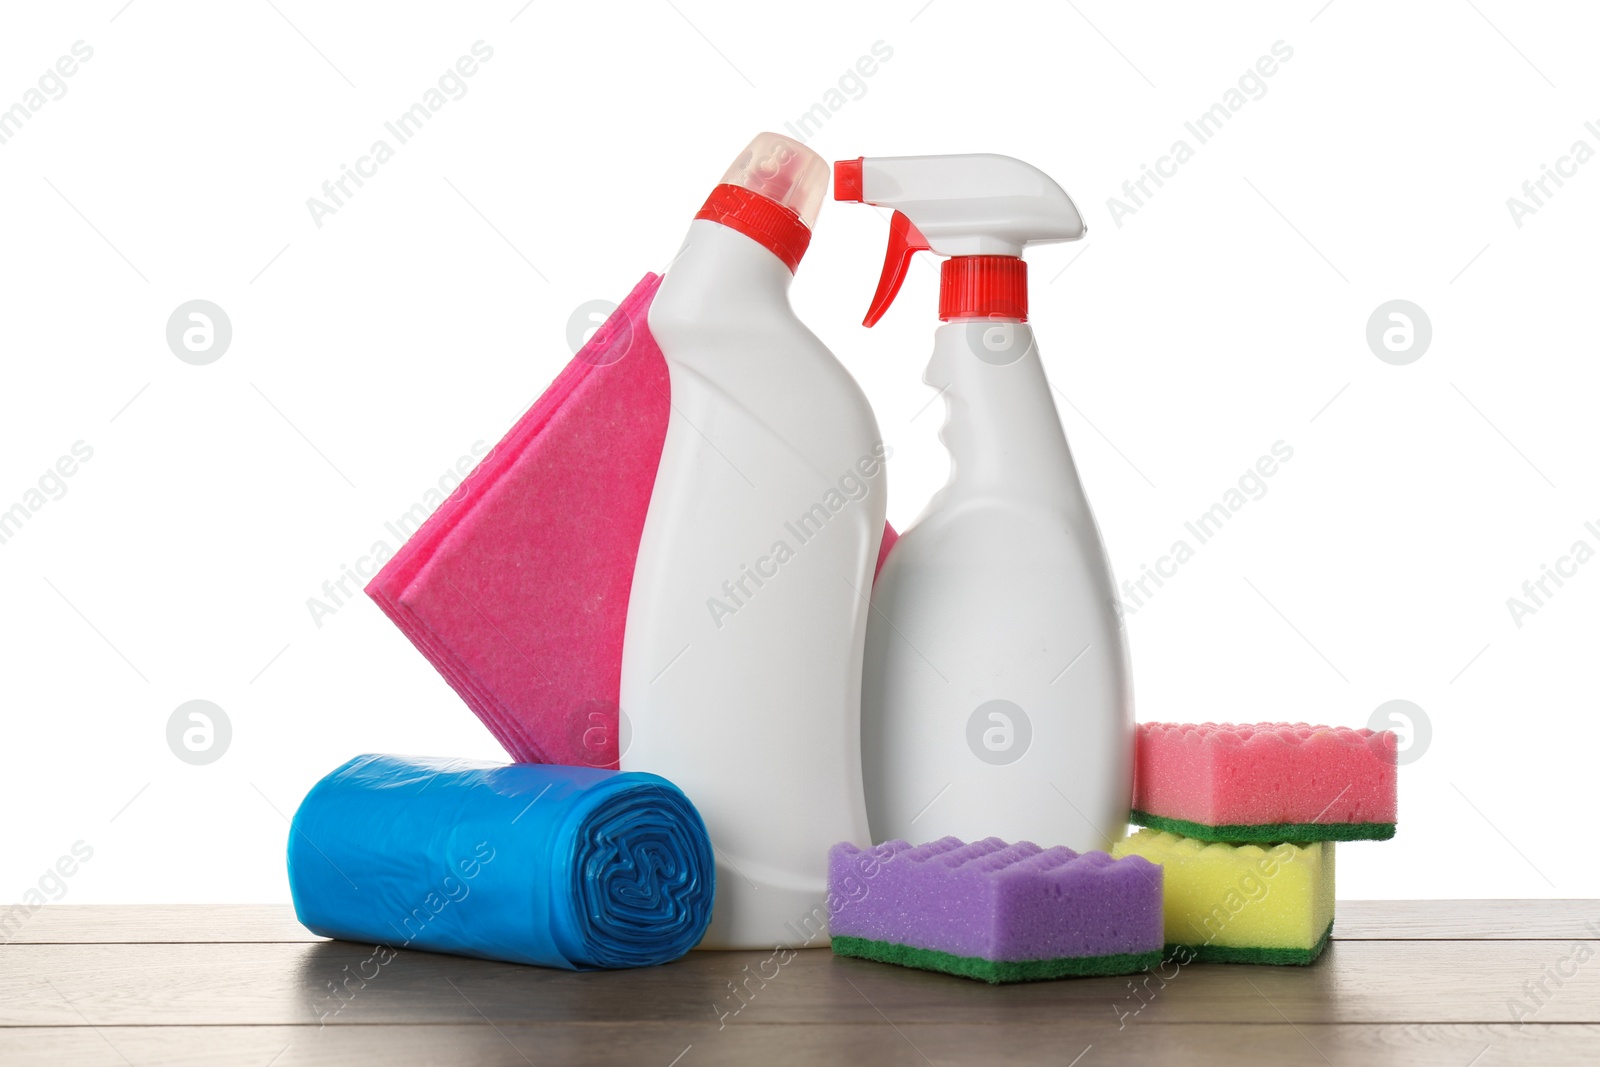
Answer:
835;153;1132;853
620;134;885;949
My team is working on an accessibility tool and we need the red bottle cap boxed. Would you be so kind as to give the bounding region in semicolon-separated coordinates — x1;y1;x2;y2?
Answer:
695;184;812;273
939;256;1028;322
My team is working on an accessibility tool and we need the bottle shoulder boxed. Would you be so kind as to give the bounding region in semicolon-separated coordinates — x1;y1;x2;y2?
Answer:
650;258;854;390
649;227;881;457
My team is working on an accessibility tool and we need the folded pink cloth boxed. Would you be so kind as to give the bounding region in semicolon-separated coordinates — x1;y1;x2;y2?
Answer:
368;274;895;767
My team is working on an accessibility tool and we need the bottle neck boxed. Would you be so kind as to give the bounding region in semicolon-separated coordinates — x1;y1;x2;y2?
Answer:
940;256;1027;322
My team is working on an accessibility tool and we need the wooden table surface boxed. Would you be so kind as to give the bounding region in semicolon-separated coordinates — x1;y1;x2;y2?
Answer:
3;901;1597;1065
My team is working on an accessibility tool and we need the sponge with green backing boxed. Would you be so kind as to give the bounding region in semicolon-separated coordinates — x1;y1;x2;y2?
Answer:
829;837;1164;983
1112;829;1335;965
1133;722;1397;843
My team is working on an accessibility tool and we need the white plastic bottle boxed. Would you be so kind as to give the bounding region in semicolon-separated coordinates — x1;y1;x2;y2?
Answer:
620;134;885;949
836;154;1133;854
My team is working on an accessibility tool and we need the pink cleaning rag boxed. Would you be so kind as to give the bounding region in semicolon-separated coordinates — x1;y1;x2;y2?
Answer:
367;274;896;768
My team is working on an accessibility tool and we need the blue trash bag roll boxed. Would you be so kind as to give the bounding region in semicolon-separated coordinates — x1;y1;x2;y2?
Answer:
287;754;715;969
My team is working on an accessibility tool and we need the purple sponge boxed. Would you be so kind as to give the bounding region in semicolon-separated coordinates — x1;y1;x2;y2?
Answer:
828;837;1163;983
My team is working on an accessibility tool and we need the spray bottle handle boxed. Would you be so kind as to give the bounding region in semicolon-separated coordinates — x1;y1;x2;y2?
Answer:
836;153;1086;326
864;211;931;327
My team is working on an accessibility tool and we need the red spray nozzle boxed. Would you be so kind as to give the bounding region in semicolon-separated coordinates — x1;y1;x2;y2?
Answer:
833;158;864;202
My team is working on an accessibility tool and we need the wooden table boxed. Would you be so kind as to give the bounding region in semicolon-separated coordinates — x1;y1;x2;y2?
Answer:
3;901;1597;1065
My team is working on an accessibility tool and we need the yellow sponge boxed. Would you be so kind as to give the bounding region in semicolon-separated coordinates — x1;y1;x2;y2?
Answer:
1112;829;1334;964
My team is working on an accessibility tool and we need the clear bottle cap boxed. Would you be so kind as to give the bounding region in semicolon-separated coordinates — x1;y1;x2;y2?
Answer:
718;132;829;230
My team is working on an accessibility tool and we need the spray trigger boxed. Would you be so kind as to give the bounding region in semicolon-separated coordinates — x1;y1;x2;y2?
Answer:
863;211;930;327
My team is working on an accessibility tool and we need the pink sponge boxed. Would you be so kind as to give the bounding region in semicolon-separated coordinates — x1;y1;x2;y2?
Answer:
367;275;896;768
1132;722;1397;842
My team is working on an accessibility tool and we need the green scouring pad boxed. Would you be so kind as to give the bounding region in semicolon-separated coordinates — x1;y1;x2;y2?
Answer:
1166;919;1334;966
832;936;1163;984
1132;810;1395;843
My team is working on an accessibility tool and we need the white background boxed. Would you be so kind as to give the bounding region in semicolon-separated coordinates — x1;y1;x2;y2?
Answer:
2;0;1596;909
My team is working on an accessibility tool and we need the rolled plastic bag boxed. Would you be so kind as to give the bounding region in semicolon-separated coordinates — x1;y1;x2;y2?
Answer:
287;754;715;969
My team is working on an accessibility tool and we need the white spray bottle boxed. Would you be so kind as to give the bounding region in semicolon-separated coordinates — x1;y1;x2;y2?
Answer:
620;134;885;949
836;153;1132;853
